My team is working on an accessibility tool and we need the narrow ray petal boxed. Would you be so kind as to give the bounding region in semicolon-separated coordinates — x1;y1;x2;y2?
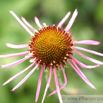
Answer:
73;46;103;56
34;17;42;29
41;66;52;103
72;60;97;89
0;51;29;58
68;60;96;90
65;9;78;33
53;67;63;103
21;17;38;33
10;11;34;36
6;43;28;49
48;64;67;96
11;64;39;91
74;40;100;45
74;50;103;65
35;65;45;103
3;61;36;85
57;12;71;28
71;56;100;69
1;56;30;68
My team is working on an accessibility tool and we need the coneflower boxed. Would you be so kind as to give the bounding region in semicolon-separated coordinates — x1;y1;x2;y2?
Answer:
0;9;103;103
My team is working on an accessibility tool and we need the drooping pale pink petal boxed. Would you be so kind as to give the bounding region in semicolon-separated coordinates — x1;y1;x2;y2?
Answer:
65;9;78;33
6;43;28;49
48;64;67;96
72;60;97;89
73;46;103;56
21;17;38;33
74;50;103;65
53;67;63;103
3;61;36;86
35;65;45;103
57;12;71;28
34;17;42;29
41;66;52;103
68;60;97;90
0;51;29;58
71;56;100;69
74;40;100;45
1;56;30;68
10;11;34;36
43;23;47;26
11;64;39;91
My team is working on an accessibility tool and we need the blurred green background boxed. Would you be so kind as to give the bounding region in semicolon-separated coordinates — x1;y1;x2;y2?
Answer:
0;0;103;103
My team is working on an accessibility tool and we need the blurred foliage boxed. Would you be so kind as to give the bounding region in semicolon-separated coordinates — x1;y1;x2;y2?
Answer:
0;0;103;103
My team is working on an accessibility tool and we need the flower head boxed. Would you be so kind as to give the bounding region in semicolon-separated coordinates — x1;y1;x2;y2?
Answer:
0;9;103;103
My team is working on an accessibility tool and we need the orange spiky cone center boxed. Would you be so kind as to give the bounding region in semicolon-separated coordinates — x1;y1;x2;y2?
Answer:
29;25;73;69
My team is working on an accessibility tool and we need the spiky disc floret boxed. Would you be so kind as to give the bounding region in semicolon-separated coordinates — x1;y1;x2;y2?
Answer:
29;25;73;69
